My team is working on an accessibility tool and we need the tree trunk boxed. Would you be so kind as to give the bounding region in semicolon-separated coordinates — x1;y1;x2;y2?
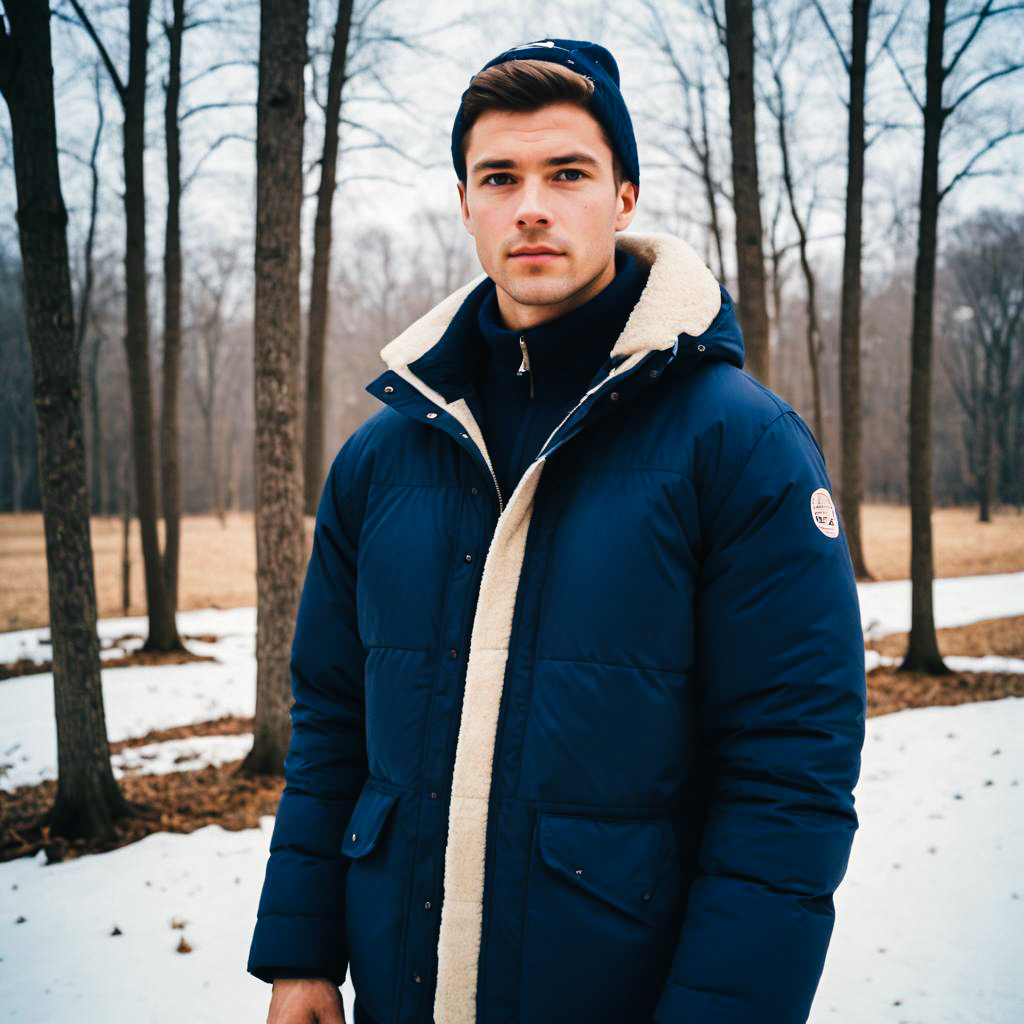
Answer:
78;72;103;514
773;64;826;453
303;0;354;514
978;355;994;522
240;0;310;777
0;0;152;841
697;74;725;285
839;0;872;579
724;0;771;384
160;0;185;612
86;332;106;514
900;0;949;675
119;0;181;651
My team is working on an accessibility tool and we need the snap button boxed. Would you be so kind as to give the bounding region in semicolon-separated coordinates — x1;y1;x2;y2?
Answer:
609;391;619;400
697;343;706;352
449;648;458;659
642;891;652;901
430;791;438;800
461;431;469;438
575;868;583;876
649;369;659;377
351;832;358;842
424;900;432;910
426;411;438;419
470;486;479;495
383;384;394;393
464;553;472;562
413;973;422;983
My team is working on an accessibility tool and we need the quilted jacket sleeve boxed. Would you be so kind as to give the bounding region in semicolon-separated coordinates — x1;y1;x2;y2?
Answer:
247;440;369;986
653;409;867;1024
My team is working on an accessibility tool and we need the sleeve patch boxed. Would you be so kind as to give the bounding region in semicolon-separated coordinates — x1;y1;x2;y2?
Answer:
810;487;839;538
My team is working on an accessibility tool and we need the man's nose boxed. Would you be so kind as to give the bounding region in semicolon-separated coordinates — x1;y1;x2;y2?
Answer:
514;178;552;227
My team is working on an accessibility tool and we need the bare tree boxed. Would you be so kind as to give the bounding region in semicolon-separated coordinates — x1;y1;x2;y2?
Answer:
942;210;1024;521
724;0;771;383
890;0;1024;673
161;0;186;609
70;0;183;651
0;0;152;839
763;2;827;452
635;0;728;281
304;0;354;514
188;244;243;518
240;0;309;776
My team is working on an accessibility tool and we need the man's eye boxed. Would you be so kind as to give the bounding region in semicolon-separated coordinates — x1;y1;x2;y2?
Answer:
556;169;586;181
482;173;514;186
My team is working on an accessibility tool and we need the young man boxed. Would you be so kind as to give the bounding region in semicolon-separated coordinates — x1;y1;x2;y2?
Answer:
249;39;867;1024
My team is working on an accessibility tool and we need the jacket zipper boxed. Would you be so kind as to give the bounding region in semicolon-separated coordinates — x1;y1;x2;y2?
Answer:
516;335;534;398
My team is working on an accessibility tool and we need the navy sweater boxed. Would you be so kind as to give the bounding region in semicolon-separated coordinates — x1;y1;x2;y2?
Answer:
472;245;650;503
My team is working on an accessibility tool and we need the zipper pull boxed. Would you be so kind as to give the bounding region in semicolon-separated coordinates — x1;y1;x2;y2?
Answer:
517;335;534;398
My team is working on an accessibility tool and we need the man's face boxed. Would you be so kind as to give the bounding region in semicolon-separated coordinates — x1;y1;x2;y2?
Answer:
457;101;638;330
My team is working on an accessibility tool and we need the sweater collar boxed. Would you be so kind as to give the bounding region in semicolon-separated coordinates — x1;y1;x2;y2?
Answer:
475;247;649;396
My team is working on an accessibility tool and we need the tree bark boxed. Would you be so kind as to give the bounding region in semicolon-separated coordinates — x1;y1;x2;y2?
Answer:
901;0;949;674
161;0;185;611
303;0;354;514
724;0;771;384
0;0;152;841
70;0;182;649
772;62;826;452
838;0;872;578
241;0;309;777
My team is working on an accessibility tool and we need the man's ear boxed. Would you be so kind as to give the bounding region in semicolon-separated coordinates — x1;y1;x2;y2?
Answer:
457;181;474;236
614;181;638;231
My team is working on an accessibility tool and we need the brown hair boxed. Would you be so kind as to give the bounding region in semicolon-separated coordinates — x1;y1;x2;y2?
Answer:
458;59;627;190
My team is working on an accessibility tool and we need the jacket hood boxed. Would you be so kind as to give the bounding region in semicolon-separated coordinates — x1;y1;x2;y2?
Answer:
376;232;744;394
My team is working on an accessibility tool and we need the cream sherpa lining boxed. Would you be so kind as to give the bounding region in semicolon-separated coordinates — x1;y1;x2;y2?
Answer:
376;232;720;1024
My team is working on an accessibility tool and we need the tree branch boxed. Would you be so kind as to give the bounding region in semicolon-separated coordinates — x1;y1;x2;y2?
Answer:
810;0;849;73
947;63;1024;116
67;0;126;102
884;35;924;112
944;0;994;79
940;128;1024;202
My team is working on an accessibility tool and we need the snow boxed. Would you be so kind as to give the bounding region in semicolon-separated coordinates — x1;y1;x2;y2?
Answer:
111;734;255;779
1;640;254;792
809;697;1024;1023
857;571;1024;642
2;698;1021;1022
1;573;1023;1020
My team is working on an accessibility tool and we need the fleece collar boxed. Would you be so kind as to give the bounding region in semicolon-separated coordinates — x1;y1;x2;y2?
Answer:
476;245;651;397
378;231;727;398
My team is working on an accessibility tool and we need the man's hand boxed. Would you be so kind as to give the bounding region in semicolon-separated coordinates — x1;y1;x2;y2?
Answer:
267;978;345;1023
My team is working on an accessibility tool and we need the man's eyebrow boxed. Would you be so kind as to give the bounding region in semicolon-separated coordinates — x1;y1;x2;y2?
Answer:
470;153;601;174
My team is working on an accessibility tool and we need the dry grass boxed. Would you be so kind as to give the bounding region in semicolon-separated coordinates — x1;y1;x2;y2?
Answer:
1;502;1022;632
859;502;1024;581
0;512;313;632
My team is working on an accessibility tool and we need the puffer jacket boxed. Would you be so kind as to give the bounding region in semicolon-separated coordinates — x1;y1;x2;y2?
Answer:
247;232;867;1024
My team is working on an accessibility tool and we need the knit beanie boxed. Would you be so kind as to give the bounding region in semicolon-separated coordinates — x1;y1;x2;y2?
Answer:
451;38;639;191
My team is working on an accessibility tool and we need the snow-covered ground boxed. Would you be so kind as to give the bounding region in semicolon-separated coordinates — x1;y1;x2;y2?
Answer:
1;572;1023;1021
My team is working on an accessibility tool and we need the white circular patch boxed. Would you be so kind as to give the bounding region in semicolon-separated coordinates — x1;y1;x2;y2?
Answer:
810;487;839;538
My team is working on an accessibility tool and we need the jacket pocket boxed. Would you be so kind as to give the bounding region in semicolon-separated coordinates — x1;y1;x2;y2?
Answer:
340;778;407;1024
341;781;399;859
518;812;683;1024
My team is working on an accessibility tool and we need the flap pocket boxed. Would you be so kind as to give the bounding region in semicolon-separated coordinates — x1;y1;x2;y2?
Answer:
537;812;681;930
340;780;399;859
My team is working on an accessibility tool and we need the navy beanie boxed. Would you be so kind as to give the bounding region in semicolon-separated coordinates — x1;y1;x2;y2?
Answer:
451;38;639;191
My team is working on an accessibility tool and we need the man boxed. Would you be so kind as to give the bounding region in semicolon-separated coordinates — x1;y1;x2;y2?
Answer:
249;38;866;1024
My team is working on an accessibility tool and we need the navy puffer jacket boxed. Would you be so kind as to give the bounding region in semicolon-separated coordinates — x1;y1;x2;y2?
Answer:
247;232;867;1024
